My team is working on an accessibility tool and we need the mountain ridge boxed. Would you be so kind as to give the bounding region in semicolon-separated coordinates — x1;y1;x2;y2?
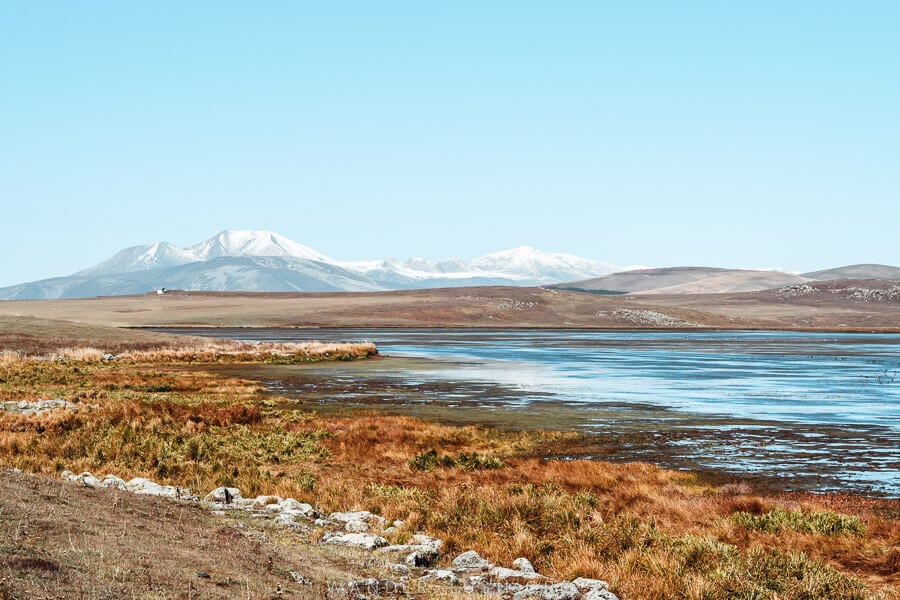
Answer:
0;230;622;300
552;264;900;295
4;230;897;300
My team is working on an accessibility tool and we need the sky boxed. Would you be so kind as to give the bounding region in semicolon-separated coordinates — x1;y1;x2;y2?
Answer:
1;2;898;287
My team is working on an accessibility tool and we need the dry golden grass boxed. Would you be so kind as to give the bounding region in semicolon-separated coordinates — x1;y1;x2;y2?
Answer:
0;339;377;364
0;356;897;599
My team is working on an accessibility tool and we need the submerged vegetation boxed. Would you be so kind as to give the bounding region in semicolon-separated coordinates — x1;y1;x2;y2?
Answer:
0;346;897;599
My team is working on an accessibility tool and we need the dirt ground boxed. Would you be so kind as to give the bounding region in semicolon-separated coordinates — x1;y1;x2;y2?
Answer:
0;470;389;600
1;284;898;331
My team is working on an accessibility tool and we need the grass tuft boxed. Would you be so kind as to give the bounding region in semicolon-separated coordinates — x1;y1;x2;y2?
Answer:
409;448;504;471
733;507;866;536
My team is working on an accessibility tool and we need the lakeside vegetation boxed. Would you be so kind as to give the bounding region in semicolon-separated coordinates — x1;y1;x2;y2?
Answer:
0;326;896;598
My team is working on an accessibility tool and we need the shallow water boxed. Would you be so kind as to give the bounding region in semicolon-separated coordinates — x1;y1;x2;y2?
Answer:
162;328;900;496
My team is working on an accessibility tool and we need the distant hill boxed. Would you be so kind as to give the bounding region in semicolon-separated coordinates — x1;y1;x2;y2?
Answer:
804;264;900;281
552;267;809;295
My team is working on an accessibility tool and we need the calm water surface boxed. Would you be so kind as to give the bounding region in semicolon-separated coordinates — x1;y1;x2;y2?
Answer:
165;328;900;496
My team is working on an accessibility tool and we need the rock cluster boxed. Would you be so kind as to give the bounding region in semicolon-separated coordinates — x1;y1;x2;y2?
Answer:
0;399;93;416
460;296;538;311
776;283;820;298
596;308;699;327
434;551;619;599
832;285;900;303
61;471;198;500
57;471;619;599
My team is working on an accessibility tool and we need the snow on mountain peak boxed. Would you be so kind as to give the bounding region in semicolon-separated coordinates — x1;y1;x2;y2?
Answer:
469;246;617;279
76;241;199;276
188;230;333;263
70;230;622;290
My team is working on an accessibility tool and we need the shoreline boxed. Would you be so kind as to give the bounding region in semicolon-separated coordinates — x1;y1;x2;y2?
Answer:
1;323;898;597
216;358;900;500
138;324;900;334
168;326;898;499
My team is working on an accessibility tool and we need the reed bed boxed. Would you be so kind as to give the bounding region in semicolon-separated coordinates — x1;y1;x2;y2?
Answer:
0;339;377;364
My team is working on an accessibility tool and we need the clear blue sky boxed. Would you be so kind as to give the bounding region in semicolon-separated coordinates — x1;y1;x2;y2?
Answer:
1;2;898;286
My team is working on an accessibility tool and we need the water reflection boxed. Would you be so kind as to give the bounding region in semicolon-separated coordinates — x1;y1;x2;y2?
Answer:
163;328;900;496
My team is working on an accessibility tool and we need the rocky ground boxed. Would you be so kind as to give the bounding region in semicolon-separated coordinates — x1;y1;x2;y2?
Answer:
1;468;617;599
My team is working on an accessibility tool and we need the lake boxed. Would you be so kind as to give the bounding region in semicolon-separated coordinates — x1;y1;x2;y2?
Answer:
164;328;900;497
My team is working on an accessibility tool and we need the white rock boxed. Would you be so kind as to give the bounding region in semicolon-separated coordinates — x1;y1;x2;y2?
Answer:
513;582;580;600
345;520;371;532
491;566;542;582
203;486;243;504
465;579;524;596
320;532;388;550
4;399;79;415
422;569;459;585
126;477;187;499
411;534;443;550
99;474;127;490
378;540;442;568
388;563;411;576
452;550;493;571
70;472;101;488
378;543;418;554
571;577;610;591
274;513;309;530
584;589;620;600
329;510;387;528
279;498;318;518
512;557;536;574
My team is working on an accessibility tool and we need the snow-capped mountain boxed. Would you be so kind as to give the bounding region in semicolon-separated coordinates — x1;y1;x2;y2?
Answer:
469;246;617;282
76;241;200;275
0;230;624;300
77;231;336;276
188;230;332;263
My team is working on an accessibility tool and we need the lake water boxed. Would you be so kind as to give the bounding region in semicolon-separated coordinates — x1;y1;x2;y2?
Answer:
165;328;900;496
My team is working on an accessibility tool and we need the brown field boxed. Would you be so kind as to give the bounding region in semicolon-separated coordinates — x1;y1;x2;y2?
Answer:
1;282;899;331
0;323;897;599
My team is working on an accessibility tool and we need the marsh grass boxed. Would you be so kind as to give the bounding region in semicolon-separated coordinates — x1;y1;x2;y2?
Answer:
409;448;504;471
0;356;896;599
0;339;377;365
733;507;866;536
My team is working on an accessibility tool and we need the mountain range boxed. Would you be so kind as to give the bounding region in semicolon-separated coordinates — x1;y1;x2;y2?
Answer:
1;230;896;301
0;230;623;300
